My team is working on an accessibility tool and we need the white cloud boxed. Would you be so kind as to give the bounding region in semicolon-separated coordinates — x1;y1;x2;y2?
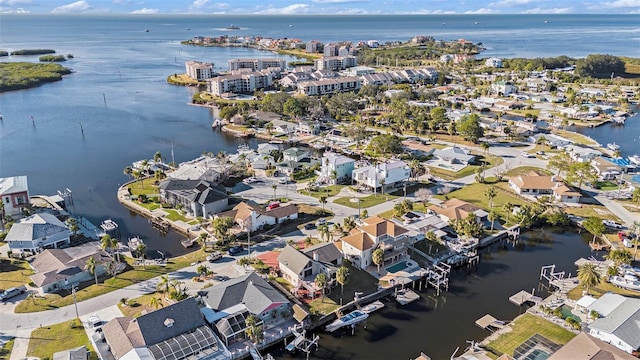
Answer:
191;0;209;9
130;7;159;14
312;0;369;3
599;0;640;8
521;7;571;13
256;4;310;14
1;6;30;13
211;2;229;9
334;7;379;14
0;0;32;5
488;0;535;7
406;9;457;14
464;8;498;14
51;0;91;13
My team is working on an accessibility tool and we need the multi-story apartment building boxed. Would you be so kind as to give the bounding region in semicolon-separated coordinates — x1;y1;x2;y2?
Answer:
207;71;272;95
227;58;286;71
314;55;357;71
297;76;361;96
184;61;214;81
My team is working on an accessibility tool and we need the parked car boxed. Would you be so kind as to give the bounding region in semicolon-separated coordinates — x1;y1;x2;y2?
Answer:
228;245;244;256
242;177;256;184
316;218;326;227
213;275;230;282
304;223;316;230
521;152;534;158
622;238;634;248
267;202;280;210
206;251;223;262
278;178;289;185
0;286;26;302
603;220;623;229
89;315;102;331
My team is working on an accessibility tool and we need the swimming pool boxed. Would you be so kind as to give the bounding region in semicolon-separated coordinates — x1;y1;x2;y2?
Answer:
386;260;417;273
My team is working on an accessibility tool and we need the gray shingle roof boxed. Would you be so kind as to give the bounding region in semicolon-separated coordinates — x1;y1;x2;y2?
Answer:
159;179;227;205
5;213;68;242
135;297;206;346
0;176;28;195
201;272;288;315
302;242;342;265
590;298;640;350
277;245;311;275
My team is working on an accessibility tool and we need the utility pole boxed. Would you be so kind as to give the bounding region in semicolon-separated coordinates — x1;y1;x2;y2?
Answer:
72;286;79;319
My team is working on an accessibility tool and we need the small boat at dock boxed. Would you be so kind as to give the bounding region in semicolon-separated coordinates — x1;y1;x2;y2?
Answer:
628;155;640;165
394;288;420;305
609;275;640;291
360;300;385;314
325;310;368;332
607;142;620;151
612;116;626;125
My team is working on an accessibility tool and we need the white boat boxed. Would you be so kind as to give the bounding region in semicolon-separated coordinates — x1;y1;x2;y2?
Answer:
360;300;385;314
607;142;620;151
128;236;144;251
325;310;369;332
629;155;640;165
394;289;420;305
612;116;626;125
610;275;640;291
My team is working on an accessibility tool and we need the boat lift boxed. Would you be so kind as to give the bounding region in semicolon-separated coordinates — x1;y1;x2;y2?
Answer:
285;325;319;359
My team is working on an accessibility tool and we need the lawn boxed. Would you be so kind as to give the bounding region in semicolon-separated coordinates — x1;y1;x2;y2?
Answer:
485;313;575;358
434;181;528;225
508;109;541;117
309;263;379;315
164;209;189;222
567;280;640;301
138;201;161;211
506;166;551;177
128;178;159;197
299;184;346;199
118;292;173;318
0;259;34;292
563;205;621;222
0;339;14;360
378;202;428;219
334;193;399;209
15;251;204;313
27;319;98;360
551;129;598;146
428;154;503;181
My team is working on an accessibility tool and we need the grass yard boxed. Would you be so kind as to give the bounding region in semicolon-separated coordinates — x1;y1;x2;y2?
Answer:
506;166;551;177
378;203;428;219
0;259;34;292
128;178;159;197
299;184;346;199
164;209;189;222
118;292;174;318
567;280;640;301
508;109;541;118
551;129;599;146
309;263;379;315
138;201;161;211
27;319;98;360
485;313;575;358
334;193;399;209
434;181;528;225
0;338;14;360
563;204;621;222
16;251;204;313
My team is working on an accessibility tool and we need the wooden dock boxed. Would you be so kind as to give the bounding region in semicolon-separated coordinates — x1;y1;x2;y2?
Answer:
475;314;506;332
589;241;610;251
509;290;542;306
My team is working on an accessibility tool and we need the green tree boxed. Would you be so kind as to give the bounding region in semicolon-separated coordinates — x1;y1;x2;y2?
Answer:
315;272;328;301
430;107;447;127
575;54;625;78
197;264;210;277
157;274;171;297
547;151;572;176
372;248;384;273
237;256;251;270
319;196;327;212
283;98;305;117
503;202;515;225
136;243;147;269
245;314;264;344
607;249;632;267
566;161;597;188
212;217;235;244
66;217;79;241
577;263;601;295
343;216;357;232
367;134;403;157
336;265;349;296
630;221;640;261
149;296;163;309
582;217;606;243
84;256;99;285
484;187;497;211
318;223;330;242
123;166;133;180
457;114;484;143
632;188;640;206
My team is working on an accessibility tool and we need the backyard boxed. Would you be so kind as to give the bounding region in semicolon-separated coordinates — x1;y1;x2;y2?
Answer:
566;280;640;301
27;319;98;360
427;154;503;180
308;263;379;316
0;259;33;292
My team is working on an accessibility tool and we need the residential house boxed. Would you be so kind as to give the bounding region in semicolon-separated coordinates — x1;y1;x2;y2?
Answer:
6;212;70;253
52;346;88;360
282;147;310;162
168;156;225;183
216;202;298;232
587;293;640;354
565;145;602;163
428;199;488;224
184;60;214;81
278;245;337;298
257;142;280;155
528;133;573;148
29;243;111;293
591;157;623;179
352;160;410;193
296;120;320;135
548;332;636;360
325;129;352;145
432;146;475;165
339;216;410;269
302;242;343;266
491;80;518;96
401;140;435;157
158;179;229;218
0;176;30;217
268;119;298;135
103;298;221;360
392;211;448;242
200;272;291;346
508;171;582;203
320;153;356;184
485;57;503;68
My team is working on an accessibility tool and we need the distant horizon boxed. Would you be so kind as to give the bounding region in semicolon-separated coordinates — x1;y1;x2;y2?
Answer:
1;0;638;15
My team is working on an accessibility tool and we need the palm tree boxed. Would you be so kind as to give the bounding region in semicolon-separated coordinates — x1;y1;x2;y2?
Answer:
583;217;606;243
271;184;277;201
380;179;386;196
245;314;264;344
630;221;640;261
372;248;384;273
123;166;133;180
85;256;99;285
330;170;338;192
612;149;622;159
632;188;640;207
110;237;121;263
503;202;515;225
577;263;601;295
484;187;497;228
318;223;330;242
66;217;79;241
100;235;112;254
315;273;328;301
157;275;171;297
197;264;210;277
149;296;163;309
153;151;163;165
136;243;147;269
237;256;251;270
319;196;327;212
337;265;349;296
481;142;490;156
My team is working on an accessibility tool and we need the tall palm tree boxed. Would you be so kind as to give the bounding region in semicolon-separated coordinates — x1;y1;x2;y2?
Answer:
337;265;349;296
484;187;497;215
110;237;121;263
100;235;112;254
123;166;133;180
315;273;328;301
372;248;384;273
136;243;147;269
85;256;99;285
157;275;171;297
503;202;515;225
271;184;277;201
319;196;327;212
153;151;163;165
577;263;601;295
330;170;338;192
149;296;163;309
318;223;330;242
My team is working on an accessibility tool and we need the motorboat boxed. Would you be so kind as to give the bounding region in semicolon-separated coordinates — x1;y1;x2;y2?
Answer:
609;275;640;291
607;142;620;151
226;25;240;30
628;154;640;165
128;236;144;251
325;310;368;332
360;300;385;314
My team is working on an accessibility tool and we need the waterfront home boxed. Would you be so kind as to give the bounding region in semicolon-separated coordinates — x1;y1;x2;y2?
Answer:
102;298;222;360
586;293;640;355
339;216;410;269
184;60;214;81
591;157;623;179
302;242;343;266
257;142;280;155
485;57;503;68
277;245;337;299
5;212;70;253
428;199;488;225
297;76;361;96
548;332;637;360
267;119;297;135
29;243;111;293
314;55;357;71
228;58;287;72
158;179;229;218
199;272;291;346
564;144;602;163
432;146;475;165
207;71;272;95
296;120;320;136
167;156;226;183
0;175;30;217
351;160;410;193
401;140;435;157
528;133;572;148
325;128;352;145
391;211;448;242
491;80;518;96
282;147;310;162
508;171;582;203
215;202;298;232
320;152;356;185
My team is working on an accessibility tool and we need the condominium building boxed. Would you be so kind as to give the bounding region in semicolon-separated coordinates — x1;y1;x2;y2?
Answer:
227;58;287;71
207;71;272;95
184;61;214;81
297;76;361;96
323;43;339;57
306;40;323;53
314;56;357;71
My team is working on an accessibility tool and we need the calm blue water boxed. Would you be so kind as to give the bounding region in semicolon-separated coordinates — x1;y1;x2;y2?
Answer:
0;15;631;358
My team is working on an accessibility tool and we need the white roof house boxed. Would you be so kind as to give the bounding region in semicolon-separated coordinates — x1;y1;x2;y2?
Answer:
587;293;640;354
0;176;30;216
433;146;475;165
352;160;410;191
6;212;70;253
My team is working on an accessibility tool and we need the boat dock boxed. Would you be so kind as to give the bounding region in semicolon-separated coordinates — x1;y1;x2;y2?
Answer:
285;325;319;355
509;290;542;306
98;219;120;239
151;216;170;233
394;288;420;305
475;314;506;332
181;237;197;248
359;300;385;314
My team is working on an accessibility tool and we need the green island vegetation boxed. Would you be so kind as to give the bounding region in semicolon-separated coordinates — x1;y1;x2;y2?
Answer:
10;49;56;55
0;51;8;57
167;73;205;86
0;62;72;92
499;54;632;78
357;38;482;67
39;54;67;62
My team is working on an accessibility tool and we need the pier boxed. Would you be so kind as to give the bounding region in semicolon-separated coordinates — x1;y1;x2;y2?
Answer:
151;216;170;233
98;219;120;239
475;314;506;332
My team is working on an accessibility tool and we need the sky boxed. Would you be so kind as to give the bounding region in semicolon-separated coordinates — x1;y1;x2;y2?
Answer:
0;0;638;15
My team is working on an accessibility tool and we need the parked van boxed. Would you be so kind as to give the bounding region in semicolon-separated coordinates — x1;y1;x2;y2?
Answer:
0;286;26;302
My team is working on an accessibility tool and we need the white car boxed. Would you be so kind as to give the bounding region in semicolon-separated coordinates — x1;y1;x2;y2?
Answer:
89;315;102;331
521;152;534;158
603;220;623;229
